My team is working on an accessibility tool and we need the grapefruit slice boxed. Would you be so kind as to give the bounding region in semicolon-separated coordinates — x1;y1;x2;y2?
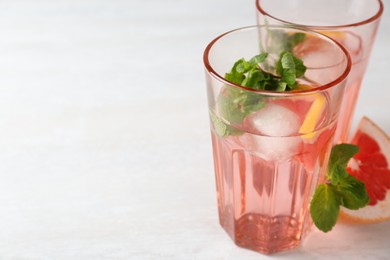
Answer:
339;116;390;224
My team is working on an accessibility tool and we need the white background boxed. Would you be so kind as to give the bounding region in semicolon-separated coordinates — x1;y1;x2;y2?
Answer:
0;0;389;259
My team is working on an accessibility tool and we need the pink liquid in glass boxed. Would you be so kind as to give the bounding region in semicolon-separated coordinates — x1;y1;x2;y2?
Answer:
210;99;336;254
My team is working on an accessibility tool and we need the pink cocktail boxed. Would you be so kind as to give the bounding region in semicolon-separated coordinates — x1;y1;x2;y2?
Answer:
256;0;383;142
204;26;351;254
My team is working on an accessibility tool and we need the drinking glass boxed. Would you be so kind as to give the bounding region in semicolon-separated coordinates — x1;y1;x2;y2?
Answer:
256;0;383;142
203;25;351;254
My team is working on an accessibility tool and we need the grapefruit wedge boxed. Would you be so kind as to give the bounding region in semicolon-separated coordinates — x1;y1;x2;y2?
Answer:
340;117;390;224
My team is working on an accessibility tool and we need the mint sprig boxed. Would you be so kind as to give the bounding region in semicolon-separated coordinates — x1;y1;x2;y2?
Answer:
276;51;307;88
225;53;269;86
224;51;306;92
210;32;307;138
310;144;370;232
211;51;307;138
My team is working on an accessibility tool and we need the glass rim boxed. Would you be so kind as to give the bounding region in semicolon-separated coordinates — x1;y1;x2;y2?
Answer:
256;0;384;29
203;25;352;96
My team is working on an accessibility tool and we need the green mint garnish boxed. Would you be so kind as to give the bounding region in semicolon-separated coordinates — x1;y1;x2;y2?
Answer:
211;51;306;137
225;53;269;86
266;30;306;53
209;109;243;137
285;32;306;52
210;33;307;138
276;51;307;88
215;85;265;132
310;183;341;233
310;144;370;232
224;51;306;92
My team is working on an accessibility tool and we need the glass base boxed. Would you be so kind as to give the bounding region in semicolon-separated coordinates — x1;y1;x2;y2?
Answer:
220;213;304;255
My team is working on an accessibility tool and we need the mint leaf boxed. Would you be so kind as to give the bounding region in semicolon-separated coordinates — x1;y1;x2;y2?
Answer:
337;173;370;210
279;52;296;85
209;109;242;137
286;33;306;51
225;54;268;86
243;92;265;113
328;144;359;181
242;68;265;88
217;49;307;138
329;144;360;168
330;164;350;185
267;31;306;53
310;144;369;233
280;51;296;70
225;59;246;84
236;60;252;74
282;69;296;86
249;53;268;66
292;55;306;78
217;86;264;127
259;73;279;91
275;51;307;90
276;81;288;92
217;91;247;124
310;184;341;232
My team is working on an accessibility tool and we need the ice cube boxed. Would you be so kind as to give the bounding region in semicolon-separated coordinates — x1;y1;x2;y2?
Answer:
240;103;301;161
249;103;300;136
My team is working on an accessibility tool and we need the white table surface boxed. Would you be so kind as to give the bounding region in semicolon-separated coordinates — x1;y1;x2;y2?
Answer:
0;0;389;259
